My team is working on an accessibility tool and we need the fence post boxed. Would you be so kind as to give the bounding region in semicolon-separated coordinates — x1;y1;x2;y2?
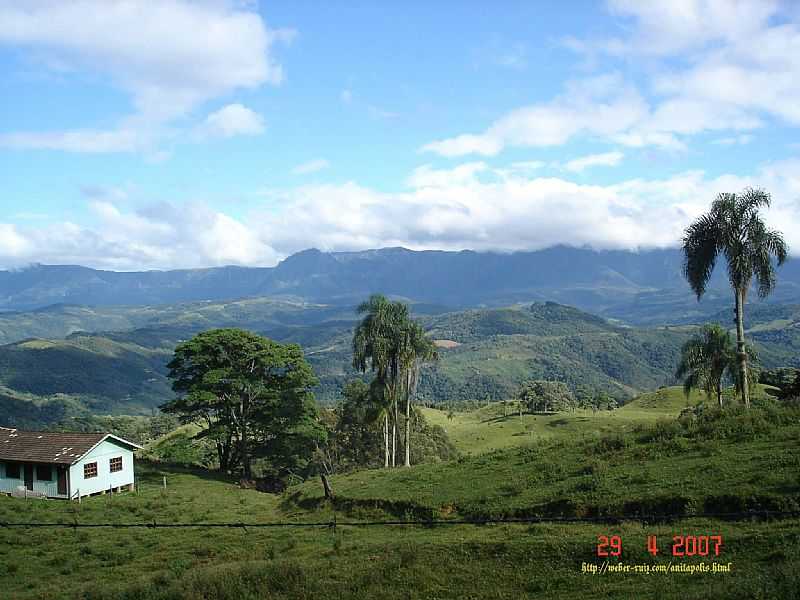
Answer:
163;476;167;490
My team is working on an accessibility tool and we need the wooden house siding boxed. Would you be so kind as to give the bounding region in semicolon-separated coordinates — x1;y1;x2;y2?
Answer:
69;440;136;498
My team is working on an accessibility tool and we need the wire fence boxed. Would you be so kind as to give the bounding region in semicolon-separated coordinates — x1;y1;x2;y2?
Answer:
2;509;800;530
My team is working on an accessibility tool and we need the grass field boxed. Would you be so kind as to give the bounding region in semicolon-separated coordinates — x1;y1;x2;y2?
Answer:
0;387;798;599
420;385;777;454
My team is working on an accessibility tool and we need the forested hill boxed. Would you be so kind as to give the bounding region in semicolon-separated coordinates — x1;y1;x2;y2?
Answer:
2;246;799;324
0;301;675;427
3;297;800;430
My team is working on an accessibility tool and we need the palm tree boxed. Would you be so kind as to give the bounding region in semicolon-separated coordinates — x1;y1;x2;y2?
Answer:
398;321;438;467
352;294;409;467
682;188;787;407
675;323;755;407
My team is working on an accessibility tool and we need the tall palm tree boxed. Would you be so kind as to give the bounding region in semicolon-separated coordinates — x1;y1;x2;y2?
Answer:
675;323;754;407
398;321;438;467
352;294;409;467
682;188;787;407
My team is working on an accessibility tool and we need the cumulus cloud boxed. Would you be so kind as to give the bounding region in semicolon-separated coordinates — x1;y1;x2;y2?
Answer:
0;1;290;152
291;159;331;175
196;104;265;139
422;74;653;156
4;159;800;270
426;1;800;158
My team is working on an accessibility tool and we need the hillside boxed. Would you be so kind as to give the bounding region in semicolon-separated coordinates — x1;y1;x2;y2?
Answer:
1;396;797;599
420;385;777;455
3;247;799;324
3;298;800;430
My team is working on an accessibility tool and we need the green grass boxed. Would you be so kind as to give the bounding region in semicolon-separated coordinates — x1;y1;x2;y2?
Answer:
1;394;798;599
1;459;798;600
421;385;777;455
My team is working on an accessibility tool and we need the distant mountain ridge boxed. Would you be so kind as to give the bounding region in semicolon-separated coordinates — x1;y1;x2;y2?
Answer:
2;246;799;324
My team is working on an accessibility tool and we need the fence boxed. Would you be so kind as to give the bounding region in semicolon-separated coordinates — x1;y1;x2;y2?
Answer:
2;509;799;531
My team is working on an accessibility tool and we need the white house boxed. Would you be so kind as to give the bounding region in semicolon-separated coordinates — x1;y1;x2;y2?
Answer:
0;427;142;499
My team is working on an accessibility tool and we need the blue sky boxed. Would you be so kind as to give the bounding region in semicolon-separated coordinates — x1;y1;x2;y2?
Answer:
1;0;799;270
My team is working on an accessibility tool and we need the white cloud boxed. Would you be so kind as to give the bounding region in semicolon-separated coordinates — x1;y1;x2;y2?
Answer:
406;163;489;188
5;158;800;270
0;1;290;152
196;104;265;139
0;200;278;270
604;0;780;57
428;2;800;158
292;159;330;175
422;74;652;156
564;151;624;173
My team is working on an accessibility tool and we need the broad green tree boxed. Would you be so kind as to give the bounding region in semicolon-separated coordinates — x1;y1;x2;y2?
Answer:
517;380;574;413
163;328;323;479
682;188;787;407
675;323;756;407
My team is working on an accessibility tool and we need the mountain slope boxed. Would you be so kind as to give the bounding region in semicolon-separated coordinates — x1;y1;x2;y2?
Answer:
3;246;799;324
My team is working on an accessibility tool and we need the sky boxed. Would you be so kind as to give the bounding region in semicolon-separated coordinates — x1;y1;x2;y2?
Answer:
1;0;800;271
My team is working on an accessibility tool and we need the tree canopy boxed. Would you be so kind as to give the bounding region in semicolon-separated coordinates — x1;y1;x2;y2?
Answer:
162;328;325;479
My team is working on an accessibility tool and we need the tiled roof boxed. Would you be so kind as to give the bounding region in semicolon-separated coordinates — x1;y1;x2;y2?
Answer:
0;429;140;465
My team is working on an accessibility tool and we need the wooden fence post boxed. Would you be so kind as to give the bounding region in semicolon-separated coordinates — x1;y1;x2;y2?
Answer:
163;476;167;490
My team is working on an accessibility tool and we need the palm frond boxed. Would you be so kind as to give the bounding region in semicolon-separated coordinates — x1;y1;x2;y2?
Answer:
682;213;720;299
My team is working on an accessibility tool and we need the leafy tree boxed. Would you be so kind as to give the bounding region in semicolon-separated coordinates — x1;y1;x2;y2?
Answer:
162;328;324;479
682;188;788;407
517;380;574;413
328;379;383;471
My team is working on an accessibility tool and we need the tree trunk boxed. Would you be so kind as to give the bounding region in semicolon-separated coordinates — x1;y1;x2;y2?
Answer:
405;370;411;468
383;413;389;468
392;399;397;468
716;382;723;407
735;287;750;408
321;473;334;500
240;398;251;479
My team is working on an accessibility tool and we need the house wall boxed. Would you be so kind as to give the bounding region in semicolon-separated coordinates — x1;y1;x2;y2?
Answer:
0;461;67;498
69;440;135;498
0;460;22;494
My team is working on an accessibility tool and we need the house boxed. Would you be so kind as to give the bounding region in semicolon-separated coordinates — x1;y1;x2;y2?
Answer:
0;427;142;499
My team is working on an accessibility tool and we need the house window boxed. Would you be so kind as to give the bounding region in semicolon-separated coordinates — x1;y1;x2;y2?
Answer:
36;465;52;481
5;462;20;479
109;457;123;473
83;462;98;479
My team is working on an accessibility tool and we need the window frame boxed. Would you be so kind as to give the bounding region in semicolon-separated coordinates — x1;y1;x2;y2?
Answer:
83;462;98;479
109;456;123;473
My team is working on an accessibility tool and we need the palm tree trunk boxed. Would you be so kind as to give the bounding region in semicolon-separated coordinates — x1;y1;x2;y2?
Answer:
404;369;411;468
735;287;750;408
383;413;389;468
392;399;397;468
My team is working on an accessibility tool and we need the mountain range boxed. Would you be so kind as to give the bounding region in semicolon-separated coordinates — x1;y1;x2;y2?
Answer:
2;246;798;324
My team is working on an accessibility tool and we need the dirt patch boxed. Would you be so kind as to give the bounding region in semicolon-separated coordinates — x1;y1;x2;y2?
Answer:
434;339;461;349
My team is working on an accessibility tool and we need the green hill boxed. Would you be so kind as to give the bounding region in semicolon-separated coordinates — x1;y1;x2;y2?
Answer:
421;385;778;455
2;299;799;430
1;396;797;599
